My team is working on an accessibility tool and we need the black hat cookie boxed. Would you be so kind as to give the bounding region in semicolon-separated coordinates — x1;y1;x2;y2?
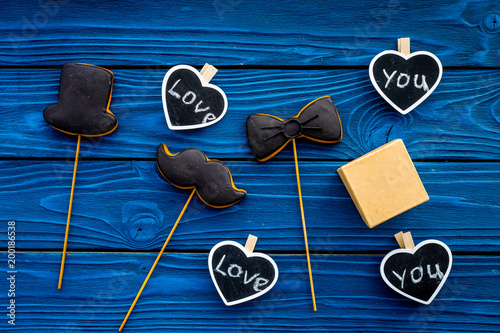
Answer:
119;144;246;331
209;235;279;306
246;96;342;311
44;62;117;136
162;64;227;130
369;38;442;115
380;232;452;305
43;62;118;289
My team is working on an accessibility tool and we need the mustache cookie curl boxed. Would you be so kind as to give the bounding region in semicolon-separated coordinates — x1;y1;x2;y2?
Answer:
156;144;246;208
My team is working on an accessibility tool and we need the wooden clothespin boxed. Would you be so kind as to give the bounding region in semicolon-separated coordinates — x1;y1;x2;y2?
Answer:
397;38;410;56
200;63;218;83
245;234;258;253
394;231;415;250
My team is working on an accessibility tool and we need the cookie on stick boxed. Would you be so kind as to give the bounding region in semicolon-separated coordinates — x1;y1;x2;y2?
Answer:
246;96;342;310
118;144;246;331
43;62;118;289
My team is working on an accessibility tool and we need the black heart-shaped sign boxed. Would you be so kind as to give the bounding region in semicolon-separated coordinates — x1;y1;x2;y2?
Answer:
208;241;278;306
380;240;452;305
162;65;228;130
369;51;442;114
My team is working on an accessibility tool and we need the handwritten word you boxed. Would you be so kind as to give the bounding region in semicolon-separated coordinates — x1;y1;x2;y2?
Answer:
392;263;444;289
383;69;429;91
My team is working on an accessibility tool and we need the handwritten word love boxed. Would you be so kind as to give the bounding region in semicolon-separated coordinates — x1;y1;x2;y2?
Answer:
214;254;269;292
168;79;216;123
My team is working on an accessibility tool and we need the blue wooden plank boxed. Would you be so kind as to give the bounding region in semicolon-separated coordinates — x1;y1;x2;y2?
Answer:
0;1;499;67
1;68;499;159
2;160;499;252
0;252;498;332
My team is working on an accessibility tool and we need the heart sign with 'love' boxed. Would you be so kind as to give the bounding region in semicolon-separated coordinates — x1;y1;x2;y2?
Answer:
209;240;278;306
162;65;227;130
380;239;452;305
369;50;442;115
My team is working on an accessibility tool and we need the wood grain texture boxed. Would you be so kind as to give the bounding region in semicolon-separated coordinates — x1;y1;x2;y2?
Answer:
1;68;499;159
1;1;499;331
1;0;499;67
2;160;499;252
0;252;498;332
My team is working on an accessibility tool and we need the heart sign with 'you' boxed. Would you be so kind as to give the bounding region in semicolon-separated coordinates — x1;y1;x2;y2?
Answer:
369;50;442;115
380;239;452;305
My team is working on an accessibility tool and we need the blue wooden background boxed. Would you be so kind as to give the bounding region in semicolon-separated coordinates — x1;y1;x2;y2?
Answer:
1;0;499;332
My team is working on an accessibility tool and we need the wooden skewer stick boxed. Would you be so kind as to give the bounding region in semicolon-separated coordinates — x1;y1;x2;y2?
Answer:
118;188;196;331
292;139;317;311
58;134;81;289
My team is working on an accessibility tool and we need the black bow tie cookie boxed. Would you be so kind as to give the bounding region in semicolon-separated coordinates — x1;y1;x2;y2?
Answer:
246;96;342;161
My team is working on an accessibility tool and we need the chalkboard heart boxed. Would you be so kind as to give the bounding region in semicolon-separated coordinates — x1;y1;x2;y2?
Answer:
380;240;452;305
369;51;442;114
162;65;227;130
208;241;279;306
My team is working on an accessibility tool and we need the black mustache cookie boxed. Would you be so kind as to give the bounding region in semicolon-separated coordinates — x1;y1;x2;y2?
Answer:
209;238;278;306
369;50;442;114
156;144;246;208
380;239;452;304
118;144;247;331
162;65;227;130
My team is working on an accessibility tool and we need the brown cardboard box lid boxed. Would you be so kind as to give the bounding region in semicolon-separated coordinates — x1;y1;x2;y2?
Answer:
337;139;429;228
